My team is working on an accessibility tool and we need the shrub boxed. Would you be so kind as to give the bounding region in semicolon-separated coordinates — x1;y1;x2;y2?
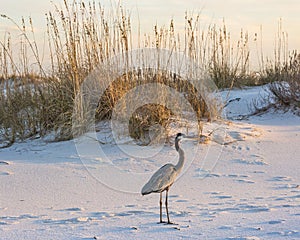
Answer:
267;51;300;109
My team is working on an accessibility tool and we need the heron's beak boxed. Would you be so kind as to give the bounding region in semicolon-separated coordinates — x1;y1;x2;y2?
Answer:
183;136;199;141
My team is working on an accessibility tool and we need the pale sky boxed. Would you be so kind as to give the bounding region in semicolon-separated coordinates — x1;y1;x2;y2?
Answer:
1;0;299;60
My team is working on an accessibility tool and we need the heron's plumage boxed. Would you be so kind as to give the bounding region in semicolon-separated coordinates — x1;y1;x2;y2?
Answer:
141;163;178;195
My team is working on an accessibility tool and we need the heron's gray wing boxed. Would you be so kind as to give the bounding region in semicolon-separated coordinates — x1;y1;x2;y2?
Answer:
141;164;177;195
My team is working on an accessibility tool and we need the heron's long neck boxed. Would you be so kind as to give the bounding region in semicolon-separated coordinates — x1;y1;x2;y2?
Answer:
175;142;185;172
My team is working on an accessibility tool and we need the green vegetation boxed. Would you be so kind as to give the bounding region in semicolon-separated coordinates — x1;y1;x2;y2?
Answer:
0;0;299;147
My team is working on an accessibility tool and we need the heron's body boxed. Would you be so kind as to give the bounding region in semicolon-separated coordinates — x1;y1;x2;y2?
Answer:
141;163;178;194
141;133;187;224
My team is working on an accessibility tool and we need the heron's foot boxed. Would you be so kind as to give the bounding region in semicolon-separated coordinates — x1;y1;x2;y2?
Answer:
157;220;178;225
166;221;177;225
157;220;167;224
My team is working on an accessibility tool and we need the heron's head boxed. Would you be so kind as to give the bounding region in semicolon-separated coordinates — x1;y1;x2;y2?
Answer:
175;133;186;151
175;133;198;151
175;133;186;141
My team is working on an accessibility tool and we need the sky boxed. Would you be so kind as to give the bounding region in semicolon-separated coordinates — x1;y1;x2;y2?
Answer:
0;0;299;64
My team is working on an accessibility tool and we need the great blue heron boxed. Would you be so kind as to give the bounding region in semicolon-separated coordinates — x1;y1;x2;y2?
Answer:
141;133;194;224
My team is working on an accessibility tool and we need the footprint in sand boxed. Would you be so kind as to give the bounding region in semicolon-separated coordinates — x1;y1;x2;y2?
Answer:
267;219;285;224
41;217;89;224
175;199;189;203
235;179;255;184
224;173;255;184
90;211;114;219
213;195;233;199
0;161;9;165
194;168;221;178
266;230;300;237
269;176;293;182
115;210;154;219
236;203;271;213
227;174;249;178
225;236;262;240
0;171;12;176
59;207;84;212
208;191;233;200
0;214;39;225
232;144;254;153
232;155;267;166
0;161;13;176
273;183;299;190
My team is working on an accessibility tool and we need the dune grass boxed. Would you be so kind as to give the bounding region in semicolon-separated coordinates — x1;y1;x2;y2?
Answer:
0;0;299;147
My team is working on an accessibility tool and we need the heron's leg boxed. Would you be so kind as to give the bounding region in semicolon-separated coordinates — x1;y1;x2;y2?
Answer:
165;189;171;224
159;192;163;223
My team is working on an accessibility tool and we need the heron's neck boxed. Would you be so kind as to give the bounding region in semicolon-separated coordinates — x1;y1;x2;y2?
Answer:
175;143;185;172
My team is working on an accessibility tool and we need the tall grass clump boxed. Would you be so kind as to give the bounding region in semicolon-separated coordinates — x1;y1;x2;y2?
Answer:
1;2;126;144
0;15;48;146
207;24;250;88
266;51;300;110
253;21;300;113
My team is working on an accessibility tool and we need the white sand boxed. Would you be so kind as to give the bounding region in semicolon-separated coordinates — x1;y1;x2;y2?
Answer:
0;85;299;239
